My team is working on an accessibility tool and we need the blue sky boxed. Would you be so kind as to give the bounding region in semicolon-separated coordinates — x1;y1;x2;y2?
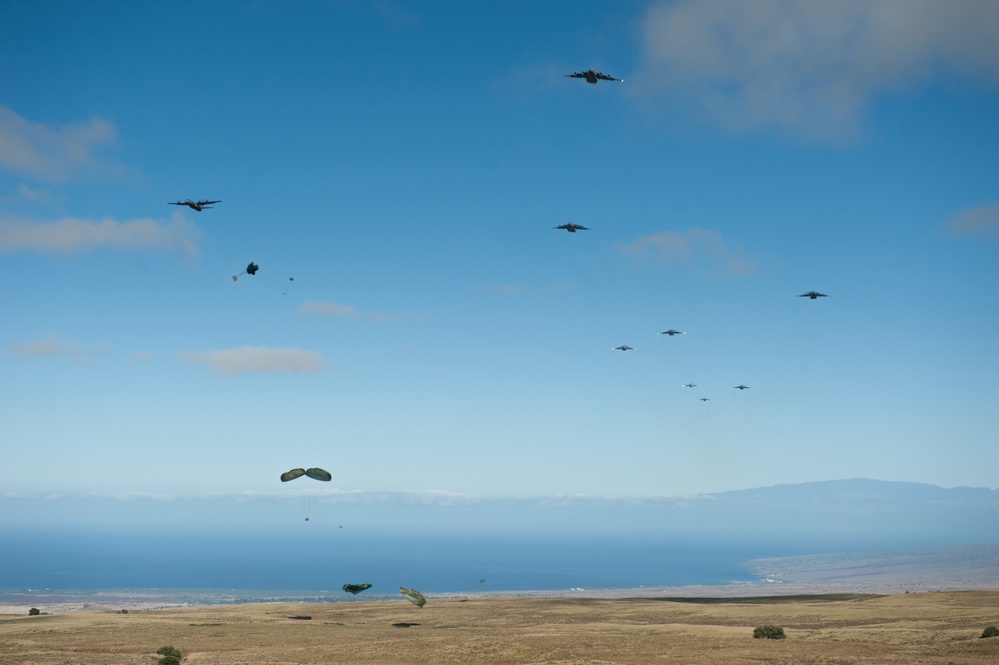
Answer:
2;0;998;517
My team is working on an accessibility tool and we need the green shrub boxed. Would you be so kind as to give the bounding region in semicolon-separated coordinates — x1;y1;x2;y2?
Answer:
28;608;40;616
753;625;786;639
157;645;182;662
981;625;999;638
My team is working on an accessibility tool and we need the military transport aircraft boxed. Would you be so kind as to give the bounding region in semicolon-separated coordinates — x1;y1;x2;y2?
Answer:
683;383;697;388
613;345;634;351
798;291;828;299
554;222;589;233
169;198;221;211
734;384;750;390
659;329;685;336
565;69;622;84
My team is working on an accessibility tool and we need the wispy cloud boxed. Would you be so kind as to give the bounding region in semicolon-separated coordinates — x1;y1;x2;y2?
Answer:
8;332;110;363
633;0;999;141
181;346;326;375
0;213;202;256
2;488;707;506
8;332;79;358
945;203;999;241
615;227;756;276
0;106;123;180
298;299;397;322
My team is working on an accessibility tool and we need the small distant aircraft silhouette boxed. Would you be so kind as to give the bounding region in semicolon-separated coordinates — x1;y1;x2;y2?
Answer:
683;383;697;388
734;384;750;390
554;223;589;233
613;345;634;351
659;329;685;336
169;198;221;211
798;291;827;299
699;397;710;401
564;69;622;84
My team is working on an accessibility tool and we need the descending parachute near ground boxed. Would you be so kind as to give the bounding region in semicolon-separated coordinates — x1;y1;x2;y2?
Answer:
233;261;259;281
399;587;427;607
280;467;331;521
342;583;372;595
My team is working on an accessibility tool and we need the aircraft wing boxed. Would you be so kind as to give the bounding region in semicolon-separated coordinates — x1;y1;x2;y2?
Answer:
198;199;222;205
564;72;587;78
595;73;622;82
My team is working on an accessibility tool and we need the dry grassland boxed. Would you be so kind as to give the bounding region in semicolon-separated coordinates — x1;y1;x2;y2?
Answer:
2;590;998;664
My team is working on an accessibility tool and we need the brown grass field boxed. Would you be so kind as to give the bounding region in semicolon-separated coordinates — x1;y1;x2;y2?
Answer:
2;590;998;664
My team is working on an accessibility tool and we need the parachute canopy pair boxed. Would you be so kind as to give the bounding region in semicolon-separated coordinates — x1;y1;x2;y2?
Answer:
342;584;426;607
280;467;332;483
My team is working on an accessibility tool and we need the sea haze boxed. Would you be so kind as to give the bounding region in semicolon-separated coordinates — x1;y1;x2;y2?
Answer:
4;480;996;595
3;528;779;593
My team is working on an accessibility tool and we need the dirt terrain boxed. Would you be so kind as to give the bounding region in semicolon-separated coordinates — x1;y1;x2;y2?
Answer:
2;590;998;664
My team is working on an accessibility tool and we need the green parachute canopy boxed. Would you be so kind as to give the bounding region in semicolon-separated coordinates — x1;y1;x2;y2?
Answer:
399;587;426;607
342;583;372;595
232;262;260;281
305;467;332;482
280;467;331;482
280;468;306;482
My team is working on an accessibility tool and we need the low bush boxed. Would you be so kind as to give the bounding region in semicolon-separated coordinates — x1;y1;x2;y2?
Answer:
981;625;999;638
157;645;182;663
28;608;40;616
753;625;786;639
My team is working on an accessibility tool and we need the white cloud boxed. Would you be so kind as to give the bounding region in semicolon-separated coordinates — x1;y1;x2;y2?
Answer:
615;227;756;276
0;214;201;256
946;203;999;241
0;106;122;180
634;0;999;141
298;299;397;322
8;332;78;358
7;332;110;363
181;346;326;375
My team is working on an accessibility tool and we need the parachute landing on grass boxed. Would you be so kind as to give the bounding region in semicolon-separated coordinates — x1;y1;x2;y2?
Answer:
399;587;426;607
342;583;372;595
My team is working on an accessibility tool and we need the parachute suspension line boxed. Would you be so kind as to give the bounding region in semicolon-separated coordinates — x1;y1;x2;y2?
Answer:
279;466;331;522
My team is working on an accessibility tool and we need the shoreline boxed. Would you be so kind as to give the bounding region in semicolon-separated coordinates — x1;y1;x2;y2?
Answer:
4;578;996;615
7;543;997;615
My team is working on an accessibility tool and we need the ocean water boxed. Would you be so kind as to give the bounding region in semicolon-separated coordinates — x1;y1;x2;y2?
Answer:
0;527;788;596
